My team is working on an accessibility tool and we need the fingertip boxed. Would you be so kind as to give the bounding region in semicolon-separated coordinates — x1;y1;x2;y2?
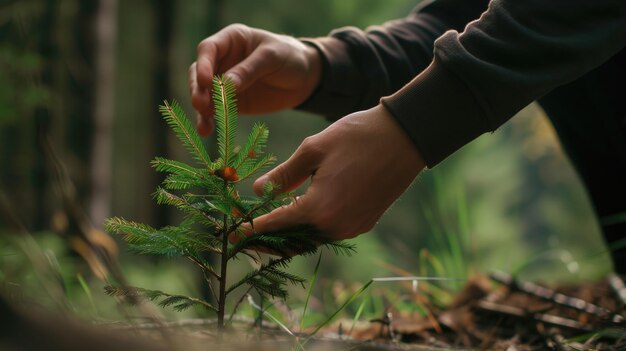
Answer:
228;232;238;244
228;222;254;244
196;114;214;136
224;72;241;89
196;56;215;89
252;175;269;196
249;196;309;235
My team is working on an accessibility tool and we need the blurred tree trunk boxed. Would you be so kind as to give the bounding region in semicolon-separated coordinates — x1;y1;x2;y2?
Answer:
112;0;158;224
52;0;98;237
152;0;174;229
90;0;118;228
111;0;176;226
0;1;50;230
0;0;98;231
32;0;58;230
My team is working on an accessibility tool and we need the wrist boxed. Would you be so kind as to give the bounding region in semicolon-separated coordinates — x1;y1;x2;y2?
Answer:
371;104;426;172
302;42;322;99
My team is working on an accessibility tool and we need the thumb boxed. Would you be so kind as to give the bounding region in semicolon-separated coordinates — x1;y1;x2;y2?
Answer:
228;194;315;257
225;47;282;92
238;193;313;240
253;139;320;196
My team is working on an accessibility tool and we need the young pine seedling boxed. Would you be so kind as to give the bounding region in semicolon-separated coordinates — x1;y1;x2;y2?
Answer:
104;76;355;332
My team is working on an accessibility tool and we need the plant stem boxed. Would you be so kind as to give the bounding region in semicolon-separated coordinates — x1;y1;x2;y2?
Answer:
217;180;229;336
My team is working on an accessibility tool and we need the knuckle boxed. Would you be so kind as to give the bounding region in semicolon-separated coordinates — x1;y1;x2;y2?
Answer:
273;164;294;191
196;38;213;54
232;62;250;79
225;23;250;40
226;23;248;32
298;136;322;159
257;45;280;62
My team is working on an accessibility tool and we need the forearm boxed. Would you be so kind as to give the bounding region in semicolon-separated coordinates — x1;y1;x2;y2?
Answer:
297;0;489;120
383;0;626;167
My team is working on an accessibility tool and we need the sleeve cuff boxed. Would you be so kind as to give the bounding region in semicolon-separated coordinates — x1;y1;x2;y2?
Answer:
381;57;491;167
297;36;368;120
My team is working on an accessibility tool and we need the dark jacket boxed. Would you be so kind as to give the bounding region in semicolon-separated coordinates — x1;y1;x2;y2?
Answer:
299;0;626;272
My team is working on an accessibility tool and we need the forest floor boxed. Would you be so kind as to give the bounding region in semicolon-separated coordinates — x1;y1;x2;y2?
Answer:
120;272;626;350
343;272;626;350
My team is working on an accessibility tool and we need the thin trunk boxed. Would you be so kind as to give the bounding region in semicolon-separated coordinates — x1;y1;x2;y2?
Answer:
217;201;229;334
90;0;118;227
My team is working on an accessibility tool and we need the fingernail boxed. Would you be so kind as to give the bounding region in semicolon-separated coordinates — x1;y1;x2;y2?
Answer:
224;72;240;88
256;175;268;186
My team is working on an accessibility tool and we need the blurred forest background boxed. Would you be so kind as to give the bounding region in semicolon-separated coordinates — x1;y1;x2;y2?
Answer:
0;0;614;322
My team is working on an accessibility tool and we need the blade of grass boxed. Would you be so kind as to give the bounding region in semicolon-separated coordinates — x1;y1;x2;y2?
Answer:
566;328;626;343
247;294;297;337
456;182;474;276
348;298;367;336
77;273;98;317
301;280;373;347
300;252;322;332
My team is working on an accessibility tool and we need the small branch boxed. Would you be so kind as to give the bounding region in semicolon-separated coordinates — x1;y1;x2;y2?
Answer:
218;79;232;166
188;256;220;280
203;270;219;305
224;195;276;238
608;273;626;306
490;271;620;322
227;286;254;325
476;300;593;332
184;296;218;312
544;330;568;351
179;194;222;229
225;257;291;296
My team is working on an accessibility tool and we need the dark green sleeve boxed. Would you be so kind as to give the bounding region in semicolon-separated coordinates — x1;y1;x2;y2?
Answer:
297;0;489;120
299;0;626;167
383;0;626;166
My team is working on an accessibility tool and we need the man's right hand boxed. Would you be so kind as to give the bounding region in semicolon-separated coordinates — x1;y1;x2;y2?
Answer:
189;24;322;136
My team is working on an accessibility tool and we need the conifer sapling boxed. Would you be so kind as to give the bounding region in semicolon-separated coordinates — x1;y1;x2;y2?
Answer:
104;76;355;332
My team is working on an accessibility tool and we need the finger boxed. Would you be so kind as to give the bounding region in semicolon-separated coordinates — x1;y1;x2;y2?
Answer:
196;37;221;90
224;46;282;92
253;138;321;196
228;225;293;257
228;220;300;257
189;62;214;136
196;113;214;136
196;24;251;89
252;196;312;234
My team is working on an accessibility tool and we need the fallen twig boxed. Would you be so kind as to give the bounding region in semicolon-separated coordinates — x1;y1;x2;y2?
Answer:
608;273;626;307
110;316;281;331
490;271;624;323
476;300;594;333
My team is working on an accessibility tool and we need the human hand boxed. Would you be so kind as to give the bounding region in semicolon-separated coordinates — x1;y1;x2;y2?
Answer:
190;24;322;136
241;104;425;242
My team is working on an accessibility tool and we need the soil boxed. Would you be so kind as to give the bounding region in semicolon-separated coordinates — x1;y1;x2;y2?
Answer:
112;272;626;350
346;272;626;350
